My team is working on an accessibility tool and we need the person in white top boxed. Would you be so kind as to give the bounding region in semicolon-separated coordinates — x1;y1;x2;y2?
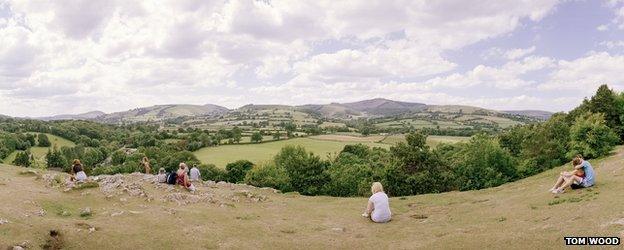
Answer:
362;182;392;223
189;165;201;181
156;168;167;183
75;170;87;182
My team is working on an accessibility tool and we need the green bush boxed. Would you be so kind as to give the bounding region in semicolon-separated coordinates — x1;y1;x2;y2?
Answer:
45;147;66;169
38;133;51;147
385;132;455;196
244;162;291;192
446;134;517;191
111;150;126;165
324;153;374;197
198;163;227;182
274;145;329;195
568;112;619;159
13;151;31;167
225;160;254;183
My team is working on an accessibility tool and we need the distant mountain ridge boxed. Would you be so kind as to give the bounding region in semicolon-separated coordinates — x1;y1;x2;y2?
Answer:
99;104;230;123
14;99;552;122
37;111;106;121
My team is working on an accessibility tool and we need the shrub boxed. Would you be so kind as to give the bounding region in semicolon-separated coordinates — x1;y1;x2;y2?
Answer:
274;145;329;195
324;153;374;197
198;163;227;182
568;112;619;159
13;151;31;167
446;134;517;191
244;162;291;192
46;147;66;169
111;150;126;165
225;160;254;183
251;132;263;143
38;133;51;147
385;132;455;196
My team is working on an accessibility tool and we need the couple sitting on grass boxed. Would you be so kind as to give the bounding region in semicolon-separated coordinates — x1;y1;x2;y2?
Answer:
549;155;595;194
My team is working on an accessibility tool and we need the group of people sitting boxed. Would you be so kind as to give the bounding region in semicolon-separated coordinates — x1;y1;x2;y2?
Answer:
66;155;595;225
155;162;201;192
68;157;202;193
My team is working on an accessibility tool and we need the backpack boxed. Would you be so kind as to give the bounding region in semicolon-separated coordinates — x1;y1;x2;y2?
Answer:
166;172;177;185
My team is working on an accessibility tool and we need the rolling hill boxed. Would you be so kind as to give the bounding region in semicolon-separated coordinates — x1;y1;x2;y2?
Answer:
1;147;622;249
36;111;106;121
98;104;229;123
21;99;552;126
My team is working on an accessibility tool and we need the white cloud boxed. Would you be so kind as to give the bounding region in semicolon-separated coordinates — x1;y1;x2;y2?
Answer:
538;52;624;92
600;40;624;49
0;0;567;116
597;24;609;31
424;56;555;89
505;46;536;60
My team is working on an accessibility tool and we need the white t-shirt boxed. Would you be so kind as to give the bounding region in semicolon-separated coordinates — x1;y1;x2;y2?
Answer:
76;171;87;182
156;174;167;183
189;167;201;181
369;192;391;223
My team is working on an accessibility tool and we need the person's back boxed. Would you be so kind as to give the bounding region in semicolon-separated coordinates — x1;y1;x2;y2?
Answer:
75;171;87;182
190;167;200;181
582;160;595;187
369;192;391;223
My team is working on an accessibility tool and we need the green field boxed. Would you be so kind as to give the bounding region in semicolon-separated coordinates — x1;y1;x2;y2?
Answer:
2;133;76;165
381;134;471;147
375;118;470;129
194;138;390;168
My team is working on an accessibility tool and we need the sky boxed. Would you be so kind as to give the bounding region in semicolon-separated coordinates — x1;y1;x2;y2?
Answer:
1;0;624;117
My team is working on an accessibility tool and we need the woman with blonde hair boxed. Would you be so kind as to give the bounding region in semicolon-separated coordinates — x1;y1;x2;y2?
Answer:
176;163;195;192
141;157;151;174
362;182;391;223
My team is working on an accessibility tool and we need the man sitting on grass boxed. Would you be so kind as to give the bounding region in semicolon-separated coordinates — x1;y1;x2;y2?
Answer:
549;155;595;194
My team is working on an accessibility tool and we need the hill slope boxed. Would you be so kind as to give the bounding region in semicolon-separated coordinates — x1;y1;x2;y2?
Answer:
99;104;229;123
36;111;106;121
1;147;622;249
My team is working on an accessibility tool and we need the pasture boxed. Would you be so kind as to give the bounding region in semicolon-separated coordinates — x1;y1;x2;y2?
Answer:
194;138;389;168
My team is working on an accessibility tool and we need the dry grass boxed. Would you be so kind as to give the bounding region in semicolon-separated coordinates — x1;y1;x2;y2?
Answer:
1;147;624;249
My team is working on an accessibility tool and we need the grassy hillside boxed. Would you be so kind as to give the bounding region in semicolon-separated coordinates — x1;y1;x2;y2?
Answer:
1;147;622;249
194;138;389;168
2;133;75;165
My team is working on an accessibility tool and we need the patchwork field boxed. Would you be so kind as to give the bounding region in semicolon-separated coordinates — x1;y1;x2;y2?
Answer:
1;147;623;249
194;138;389;168
380;135;471;147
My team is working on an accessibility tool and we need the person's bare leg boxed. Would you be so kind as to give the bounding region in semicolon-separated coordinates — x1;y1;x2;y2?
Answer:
551;173;566;190
557;176;581;193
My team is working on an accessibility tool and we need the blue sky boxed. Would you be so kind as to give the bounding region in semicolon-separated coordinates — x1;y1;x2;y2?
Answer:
0;0;623;116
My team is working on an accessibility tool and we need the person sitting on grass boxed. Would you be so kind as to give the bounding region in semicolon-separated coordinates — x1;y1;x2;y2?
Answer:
176;163;195;192
550;155;595;194
70;159;87;182
156;168;167;183
189;164;201;182
362;182;391;223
